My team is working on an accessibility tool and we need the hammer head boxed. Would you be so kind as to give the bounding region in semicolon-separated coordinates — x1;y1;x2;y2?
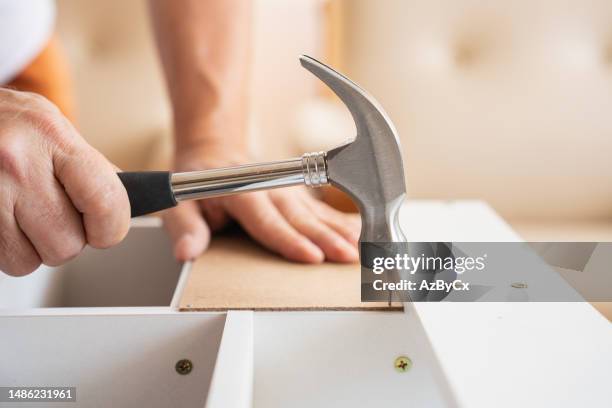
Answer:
301;56;457;303
300;56;406;243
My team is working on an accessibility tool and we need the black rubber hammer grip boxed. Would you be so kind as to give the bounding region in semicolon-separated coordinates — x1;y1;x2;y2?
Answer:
117;172;177;217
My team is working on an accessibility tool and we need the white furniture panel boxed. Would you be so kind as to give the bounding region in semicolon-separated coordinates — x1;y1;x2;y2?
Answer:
0;219;186;309
0;201;610;408
205;311;254;408
0;313;225;408
252;311;456;408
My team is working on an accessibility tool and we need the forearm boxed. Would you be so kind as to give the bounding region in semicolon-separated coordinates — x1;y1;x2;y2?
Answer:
149;0;251;152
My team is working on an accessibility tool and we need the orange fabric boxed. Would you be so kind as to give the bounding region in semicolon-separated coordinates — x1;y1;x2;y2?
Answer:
6;34;75;122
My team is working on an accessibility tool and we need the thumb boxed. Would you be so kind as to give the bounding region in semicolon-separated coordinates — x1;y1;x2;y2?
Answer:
162;201;210;261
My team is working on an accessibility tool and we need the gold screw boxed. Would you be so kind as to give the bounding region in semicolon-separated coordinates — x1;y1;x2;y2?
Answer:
511;282;528;289
175;359;193;375
394;356;412;373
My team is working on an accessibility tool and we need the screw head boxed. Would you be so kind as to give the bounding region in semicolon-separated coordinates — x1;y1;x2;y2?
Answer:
394;356;412;373
175;359;193;375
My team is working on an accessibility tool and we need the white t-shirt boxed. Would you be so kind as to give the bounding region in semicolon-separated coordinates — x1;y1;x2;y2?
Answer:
0;0;56;84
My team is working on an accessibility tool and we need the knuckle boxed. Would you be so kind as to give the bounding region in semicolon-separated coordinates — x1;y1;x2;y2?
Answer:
23;92;62;117
84;186;130;249
276;200;304;226
91;187;116;216
18;104;73;152
284;210;302;227
36;200;72;230
0;243;41;277
88;228;126;249
43;242;84;266
0;142;26;182
5;259;41;277
83;177;127;217
285;204;303;223
33;202;86;264
35;113;71;147
87;218;129;250
251;206;275;227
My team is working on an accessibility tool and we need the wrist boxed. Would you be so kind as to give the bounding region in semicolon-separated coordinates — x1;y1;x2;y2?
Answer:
172;139;251;171
173;114;249;162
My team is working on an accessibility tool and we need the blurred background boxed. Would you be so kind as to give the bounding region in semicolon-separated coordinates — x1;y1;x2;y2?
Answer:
51;0;612;240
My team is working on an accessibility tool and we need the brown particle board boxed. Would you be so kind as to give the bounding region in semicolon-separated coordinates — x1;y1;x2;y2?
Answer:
179;232;402;311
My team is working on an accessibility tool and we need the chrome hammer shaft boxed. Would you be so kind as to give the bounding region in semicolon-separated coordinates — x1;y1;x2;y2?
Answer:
117;152;329;217
171;152;329;201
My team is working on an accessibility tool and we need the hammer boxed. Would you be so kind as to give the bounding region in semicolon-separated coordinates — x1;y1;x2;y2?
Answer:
119;56;408;296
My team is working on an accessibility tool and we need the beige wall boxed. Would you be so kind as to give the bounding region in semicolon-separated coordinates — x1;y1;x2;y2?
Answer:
339;0;612;220
57;0;171;170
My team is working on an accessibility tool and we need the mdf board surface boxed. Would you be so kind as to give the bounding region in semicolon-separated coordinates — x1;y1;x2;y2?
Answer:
179;200;517;311
180;234;399;311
